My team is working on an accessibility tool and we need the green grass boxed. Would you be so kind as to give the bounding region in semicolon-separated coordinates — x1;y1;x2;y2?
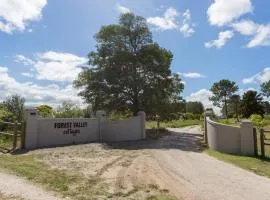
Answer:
205;149;270;178
146;195;176;200
146;120;202;129
0;155;109;199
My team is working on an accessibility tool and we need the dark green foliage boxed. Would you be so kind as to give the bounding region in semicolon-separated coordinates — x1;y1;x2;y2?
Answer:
74;13;184;116
209;79;239;118
240;90;264;118
2;95;25;122
261;80;270;97
186;101;204;115
263;101;270;115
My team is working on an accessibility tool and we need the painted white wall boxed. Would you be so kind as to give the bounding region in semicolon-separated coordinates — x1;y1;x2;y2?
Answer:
206;117;254;156
24;110;146;149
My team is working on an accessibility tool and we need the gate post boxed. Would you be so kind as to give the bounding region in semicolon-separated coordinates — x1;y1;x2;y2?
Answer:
96;110;107;142
137;111;146;140
240;120;254;156
24;108;39;149
260;129;265;158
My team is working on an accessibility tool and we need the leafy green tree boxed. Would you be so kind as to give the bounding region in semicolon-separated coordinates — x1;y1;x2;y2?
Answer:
263;101;270;115
229;94;241;121
54;102;84;118
209;79;239;119
250;114;265;129
74;13;184;116
240;90;264;118
261;80;270;97
3;95;25;122
186;101;204;115
36;105;54;118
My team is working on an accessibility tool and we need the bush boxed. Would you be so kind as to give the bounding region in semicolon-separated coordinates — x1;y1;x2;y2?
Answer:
250;114;265;129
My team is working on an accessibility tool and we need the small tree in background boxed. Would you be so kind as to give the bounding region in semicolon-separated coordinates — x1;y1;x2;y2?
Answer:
186;101;204;115
240;90;264;118
54;102;84;118
3;95;25;122
261;80;270;97
250;114;265;129
209;79;239;119
229;94;241;121
36;105;54;118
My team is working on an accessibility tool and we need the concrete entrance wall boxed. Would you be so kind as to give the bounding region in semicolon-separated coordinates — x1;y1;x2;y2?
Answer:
205;116;255;156
24;109;146;149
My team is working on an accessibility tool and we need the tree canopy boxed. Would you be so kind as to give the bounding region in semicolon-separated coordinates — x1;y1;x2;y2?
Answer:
240;90;264;118
74;13;184;116
261;80;270;97
2;95;25;122
209;79;239;118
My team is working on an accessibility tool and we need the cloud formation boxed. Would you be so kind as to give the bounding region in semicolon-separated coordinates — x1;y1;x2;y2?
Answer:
16;51;88;82
205;30;234;48
0;0;47;33
147;7;195;37
242;68;270;84
115;4;131;14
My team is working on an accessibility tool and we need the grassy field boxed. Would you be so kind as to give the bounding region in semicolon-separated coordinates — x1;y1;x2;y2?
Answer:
146;119;202;129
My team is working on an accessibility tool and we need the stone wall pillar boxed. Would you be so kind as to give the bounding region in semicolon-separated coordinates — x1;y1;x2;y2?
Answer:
137;111;146;139
240;120;254;155
96;110;107;142
24;108;39;149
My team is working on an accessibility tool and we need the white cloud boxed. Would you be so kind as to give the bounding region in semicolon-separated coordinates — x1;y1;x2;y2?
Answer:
242;67;270;84
14;55;35;66
115;4;131;14
0;66;83;107
147;7;195;37
179;10;195;37
247;24;270;48
15;51;88;82
178;72;206;79
186;89;220;115
231;20;258;36
0;0;47;33
205;30;234;48
207;0;253;27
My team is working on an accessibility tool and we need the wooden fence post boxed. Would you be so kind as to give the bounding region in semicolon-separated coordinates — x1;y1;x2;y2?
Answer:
260;129;265;158
12;122;18;150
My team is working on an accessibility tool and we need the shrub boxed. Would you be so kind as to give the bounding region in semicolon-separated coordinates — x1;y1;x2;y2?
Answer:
250;114;265;129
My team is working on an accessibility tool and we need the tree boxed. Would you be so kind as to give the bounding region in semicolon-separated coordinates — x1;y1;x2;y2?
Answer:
54;102;84;118
36;105;54;118
240;90;264;118
261;80;270;97
74;13;184;116
263;101;270;115
186;101;204;115
229;94;241;121
209;79;239;119
3;95;25;122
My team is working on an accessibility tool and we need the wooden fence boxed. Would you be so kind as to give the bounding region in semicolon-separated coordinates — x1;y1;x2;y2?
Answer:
0;121;25;153
260;129;270;158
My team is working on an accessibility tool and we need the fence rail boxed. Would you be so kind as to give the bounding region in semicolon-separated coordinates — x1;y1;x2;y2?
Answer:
260;129;270;158
0;121;24;152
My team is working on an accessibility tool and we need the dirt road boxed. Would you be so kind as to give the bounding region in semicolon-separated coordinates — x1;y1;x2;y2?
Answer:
1;126;270;200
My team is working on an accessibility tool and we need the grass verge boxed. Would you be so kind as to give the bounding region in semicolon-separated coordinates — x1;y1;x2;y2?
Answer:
205;149;270;178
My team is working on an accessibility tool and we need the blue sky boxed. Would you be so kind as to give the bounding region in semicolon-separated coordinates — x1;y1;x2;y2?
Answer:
0;0;270;111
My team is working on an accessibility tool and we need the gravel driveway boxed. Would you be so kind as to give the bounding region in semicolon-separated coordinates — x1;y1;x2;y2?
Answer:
0;126;270;200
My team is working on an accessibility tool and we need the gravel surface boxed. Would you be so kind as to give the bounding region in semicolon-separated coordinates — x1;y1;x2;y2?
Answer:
0;126;270;200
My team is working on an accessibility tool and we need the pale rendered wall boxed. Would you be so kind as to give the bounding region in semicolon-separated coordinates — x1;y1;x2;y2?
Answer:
206;117;255;156
24;109;146;149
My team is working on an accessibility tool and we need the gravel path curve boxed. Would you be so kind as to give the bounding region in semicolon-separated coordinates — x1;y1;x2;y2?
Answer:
0;172;65;200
